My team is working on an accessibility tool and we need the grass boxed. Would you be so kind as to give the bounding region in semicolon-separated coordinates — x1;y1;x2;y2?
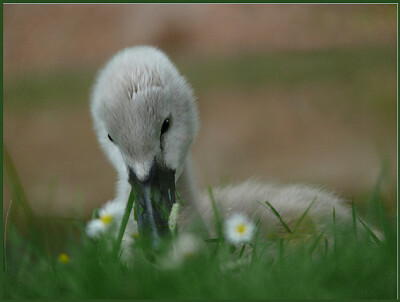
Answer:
3;148;397;299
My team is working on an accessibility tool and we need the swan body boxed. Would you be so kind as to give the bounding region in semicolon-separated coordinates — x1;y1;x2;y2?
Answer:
88;46;352;247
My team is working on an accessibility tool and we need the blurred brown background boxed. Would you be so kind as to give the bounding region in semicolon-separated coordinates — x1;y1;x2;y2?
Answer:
3;4;397;221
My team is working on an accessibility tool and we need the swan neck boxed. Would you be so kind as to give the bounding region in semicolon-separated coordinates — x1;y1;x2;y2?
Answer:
176;155;200;206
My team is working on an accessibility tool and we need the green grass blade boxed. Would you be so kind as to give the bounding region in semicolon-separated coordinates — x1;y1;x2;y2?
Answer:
251;219;262;266
324;237;329;257
358;218;381;245
260;200;292;233
175;190;184;206
376;192;389;241
309;231;325;255
291;197;317;235
3;145;35;226
351;199;357;237
204;238;222;243
114;189;135;257
3;199;13;274
367;159;389;225
208;187;224;243
239;243;246;258
333;207;337;254
3;146;43;252
92;208;100;219
279;237;284;263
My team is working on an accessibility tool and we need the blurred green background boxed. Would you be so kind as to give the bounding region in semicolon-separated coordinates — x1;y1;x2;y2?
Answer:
3;4;397;223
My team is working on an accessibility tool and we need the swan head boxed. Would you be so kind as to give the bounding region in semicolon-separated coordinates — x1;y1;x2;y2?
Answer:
91;46;199;248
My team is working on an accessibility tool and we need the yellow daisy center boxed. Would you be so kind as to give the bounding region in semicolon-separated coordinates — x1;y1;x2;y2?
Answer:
58;253;70;264
236;223;247;235
100;214;113;225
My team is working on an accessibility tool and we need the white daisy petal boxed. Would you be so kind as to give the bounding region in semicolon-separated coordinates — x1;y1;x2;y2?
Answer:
224;213;255;244
98;201;125;221
86;219;107;238
86;201;127;238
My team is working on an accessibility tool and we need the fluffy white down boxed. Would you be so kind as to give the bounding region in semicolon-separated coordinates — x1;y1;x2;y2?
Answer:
186;180;351;238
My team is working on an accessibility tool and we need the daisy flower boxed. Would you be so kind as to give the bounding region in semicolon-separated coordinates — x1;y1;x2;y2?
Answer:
86;201;125;238
86;219;107;238
224;213;255;244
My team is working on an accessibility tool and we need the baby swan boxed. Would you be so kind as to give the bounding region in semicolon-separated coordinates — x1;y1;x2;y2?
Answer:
89;46;351;248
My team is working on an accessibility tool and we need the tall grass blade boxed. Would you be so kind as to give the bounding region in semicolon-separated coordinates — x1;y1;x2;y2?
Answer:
239;243;246;258
261;200;292;233
175;190;184;206
204;238;221;243
351;199;357;237
291;197;317;235
114;189;135;257
92;208;100;219
367;159;389;225
333;207;337;254
3;200;13;273
3;145;35;226
309;230;325;255
3;146;42;252
251;219;261;266
279;237;284;263
324;237;329;257
358;218;381;245
369;160;391;241
376;192;389;241
208;187;224;243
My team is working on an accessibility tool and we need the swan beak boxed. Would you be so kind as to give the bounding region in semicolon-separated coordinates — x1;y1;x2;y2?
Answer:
128;164;176;250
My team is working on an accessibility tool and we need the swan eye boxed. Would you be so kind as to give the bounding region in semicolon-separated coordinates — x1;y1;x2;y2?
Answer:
161;118;171;136
108;134;115;143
